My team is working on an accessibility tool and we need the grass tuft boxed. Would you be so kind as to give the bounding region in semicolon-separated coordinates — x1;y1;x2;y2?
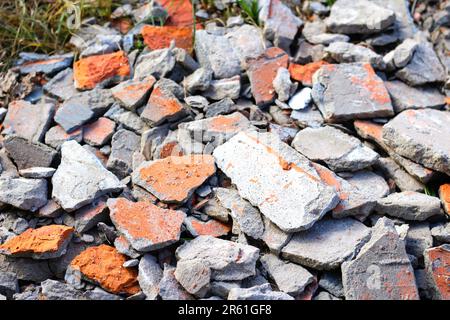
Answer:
236;0;260;26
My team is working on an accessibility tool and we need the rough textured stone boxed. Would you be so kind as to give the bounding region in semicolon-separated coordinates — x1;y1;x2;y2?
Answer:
289;60;329;87
326;0;395;34
293;126;379;172
19;167;55;179
0;271;19;298
40;279;86;300
105;104;149;134
319;272;344;298
43;68;78;101
260;253;314;296
106;129;140;179
215;187;264;239
2;100;55;142
132;155;215;204
405;223;433;258
194;30;240;79
175;236;259;281
424;245;450;300
342;217;420;300
183;67;213;93
382;109;450;176
0;254;52;282
396;42;446;86
69;245;140;295
0;225;73;259
184;216;230;237
384;39;418;69
0;178;47;211
159;264;194;300
45;125;83;150
312;63;394;122
225;24;265;69
73;51;130;90
247;47;289;106
141;86;187;126
203;76;241;101
141;25;193;51
325;42;385;69
385;81;446;113
138;254;163;300
375;192;442;221
108;197;185;252
258;0;303;47
281;218;371;270
133;47;176;80
261;217;291;254
15;52;73;75
83;117;116;147
111;76;156;111
52;141;124;212
213;130;339;232
228;283;294;300
3;135;57;170
175;259;211;297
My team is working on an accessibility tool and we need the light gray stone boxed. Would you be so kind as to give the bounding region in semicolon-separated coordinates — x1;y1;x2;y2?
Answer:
174;259;211;298
293;126;379;172
159;264;194;300
204;98;237;118
203;76;241;101
326;0;395;34
288;87;312;110
382;109;450;176
194;30;241;79
312;63;394;122
213;130;339;232
0;178;47;211
273;68;295;102
175;236;259;281
375;192;442;221
325;42;385;69
19;167;56;179
260;254;314;296
133;47;175;80
106;129;140;179
431;222;450;243
281;218;371;270
341;217;419;300
225;24;266;69
138;254;163;300
374;157;424;192
0;271;19;299
215;187;264;239
41;279;86;300
261;217;292;254
290;106;324;128
228;283;294;300
183;67;213;93
52;141;124;212
105;104;150;134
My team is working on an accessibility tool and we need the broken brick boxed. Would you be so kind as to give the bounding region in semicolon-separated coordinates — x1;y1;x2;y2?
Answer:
83;117;116;147
184;216;231;237
141;25;193;52
289;60;329;87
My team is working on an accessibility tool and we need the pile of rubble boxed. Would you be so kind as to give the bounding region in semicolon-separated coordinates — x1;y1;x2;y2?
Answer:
0;0;448;300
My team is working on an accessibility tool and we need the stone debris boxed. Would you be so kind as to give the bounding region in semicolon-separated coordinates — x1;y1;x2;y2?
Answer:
132;155;215;203
0;0;449;301
214;130;339;232
375;192;442;221
52;141;124;212
175;236;259;281
281;218;371;270
0;225;73;259
312;63;394;122
108;198;185;252
341;218;419;300
293;126;379;172
382;109;450;176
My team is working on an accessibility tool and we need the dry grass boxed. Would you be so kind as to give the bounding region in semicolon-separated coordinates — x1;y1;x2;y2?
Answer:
0;0;116;72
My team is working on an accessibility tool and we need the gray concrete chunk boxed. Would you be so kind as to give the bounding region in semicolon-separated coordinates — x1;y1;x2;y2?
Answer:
228;283;294;300
106;129;140;179
138;254;163;300
0;178;47;211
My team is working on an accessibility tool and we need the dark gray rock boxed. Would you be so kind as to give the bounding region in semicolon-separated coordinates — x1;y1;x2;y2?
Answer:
4;135;57;170
106;129;140;179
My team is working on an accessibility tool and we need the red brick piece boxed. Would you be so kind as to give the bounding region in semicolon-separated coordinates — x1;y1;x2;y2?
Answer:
424;245;450;300
108;197;186;251
289;60;329;87
111;76;156;110
247;47;289;106
73;51;130;90
439;184;450;216
70;245;140;295
83;117;116;146
157;0;194;27
141;86;186;125
141;25;193;52
185;216;231;237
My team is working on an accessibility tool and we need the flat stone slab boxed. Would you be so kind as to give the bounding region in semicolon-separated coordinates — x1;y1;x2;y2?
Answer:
2;100;55;142
342;217;420;300
326;0;395;34
175;236;259;281
281;218;371;270
260;253;314;296
184;216;231;238
382;109;450;175
0;225;73;259
312;63;394;122
19;167;56;179
325;42;385;69
111;75;156;111
375;191;442;221
228;283;294;300
213;130;339;232
43;68;78;101
292;126;379;172
108;197;185;252
0;178;48;212
52;141;124;212
385;81;445;113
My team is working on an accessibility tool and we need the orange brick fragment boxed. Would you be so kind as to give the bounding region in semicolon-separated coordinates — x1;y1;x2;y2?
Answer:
73;51;130;90
185;216;231;237
289;60;329;86
424;245;450;300
0;225;73;259
439;184;450;216
141;25;193;51
70;245;140;295
157;0;194;27
83;117;116;146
